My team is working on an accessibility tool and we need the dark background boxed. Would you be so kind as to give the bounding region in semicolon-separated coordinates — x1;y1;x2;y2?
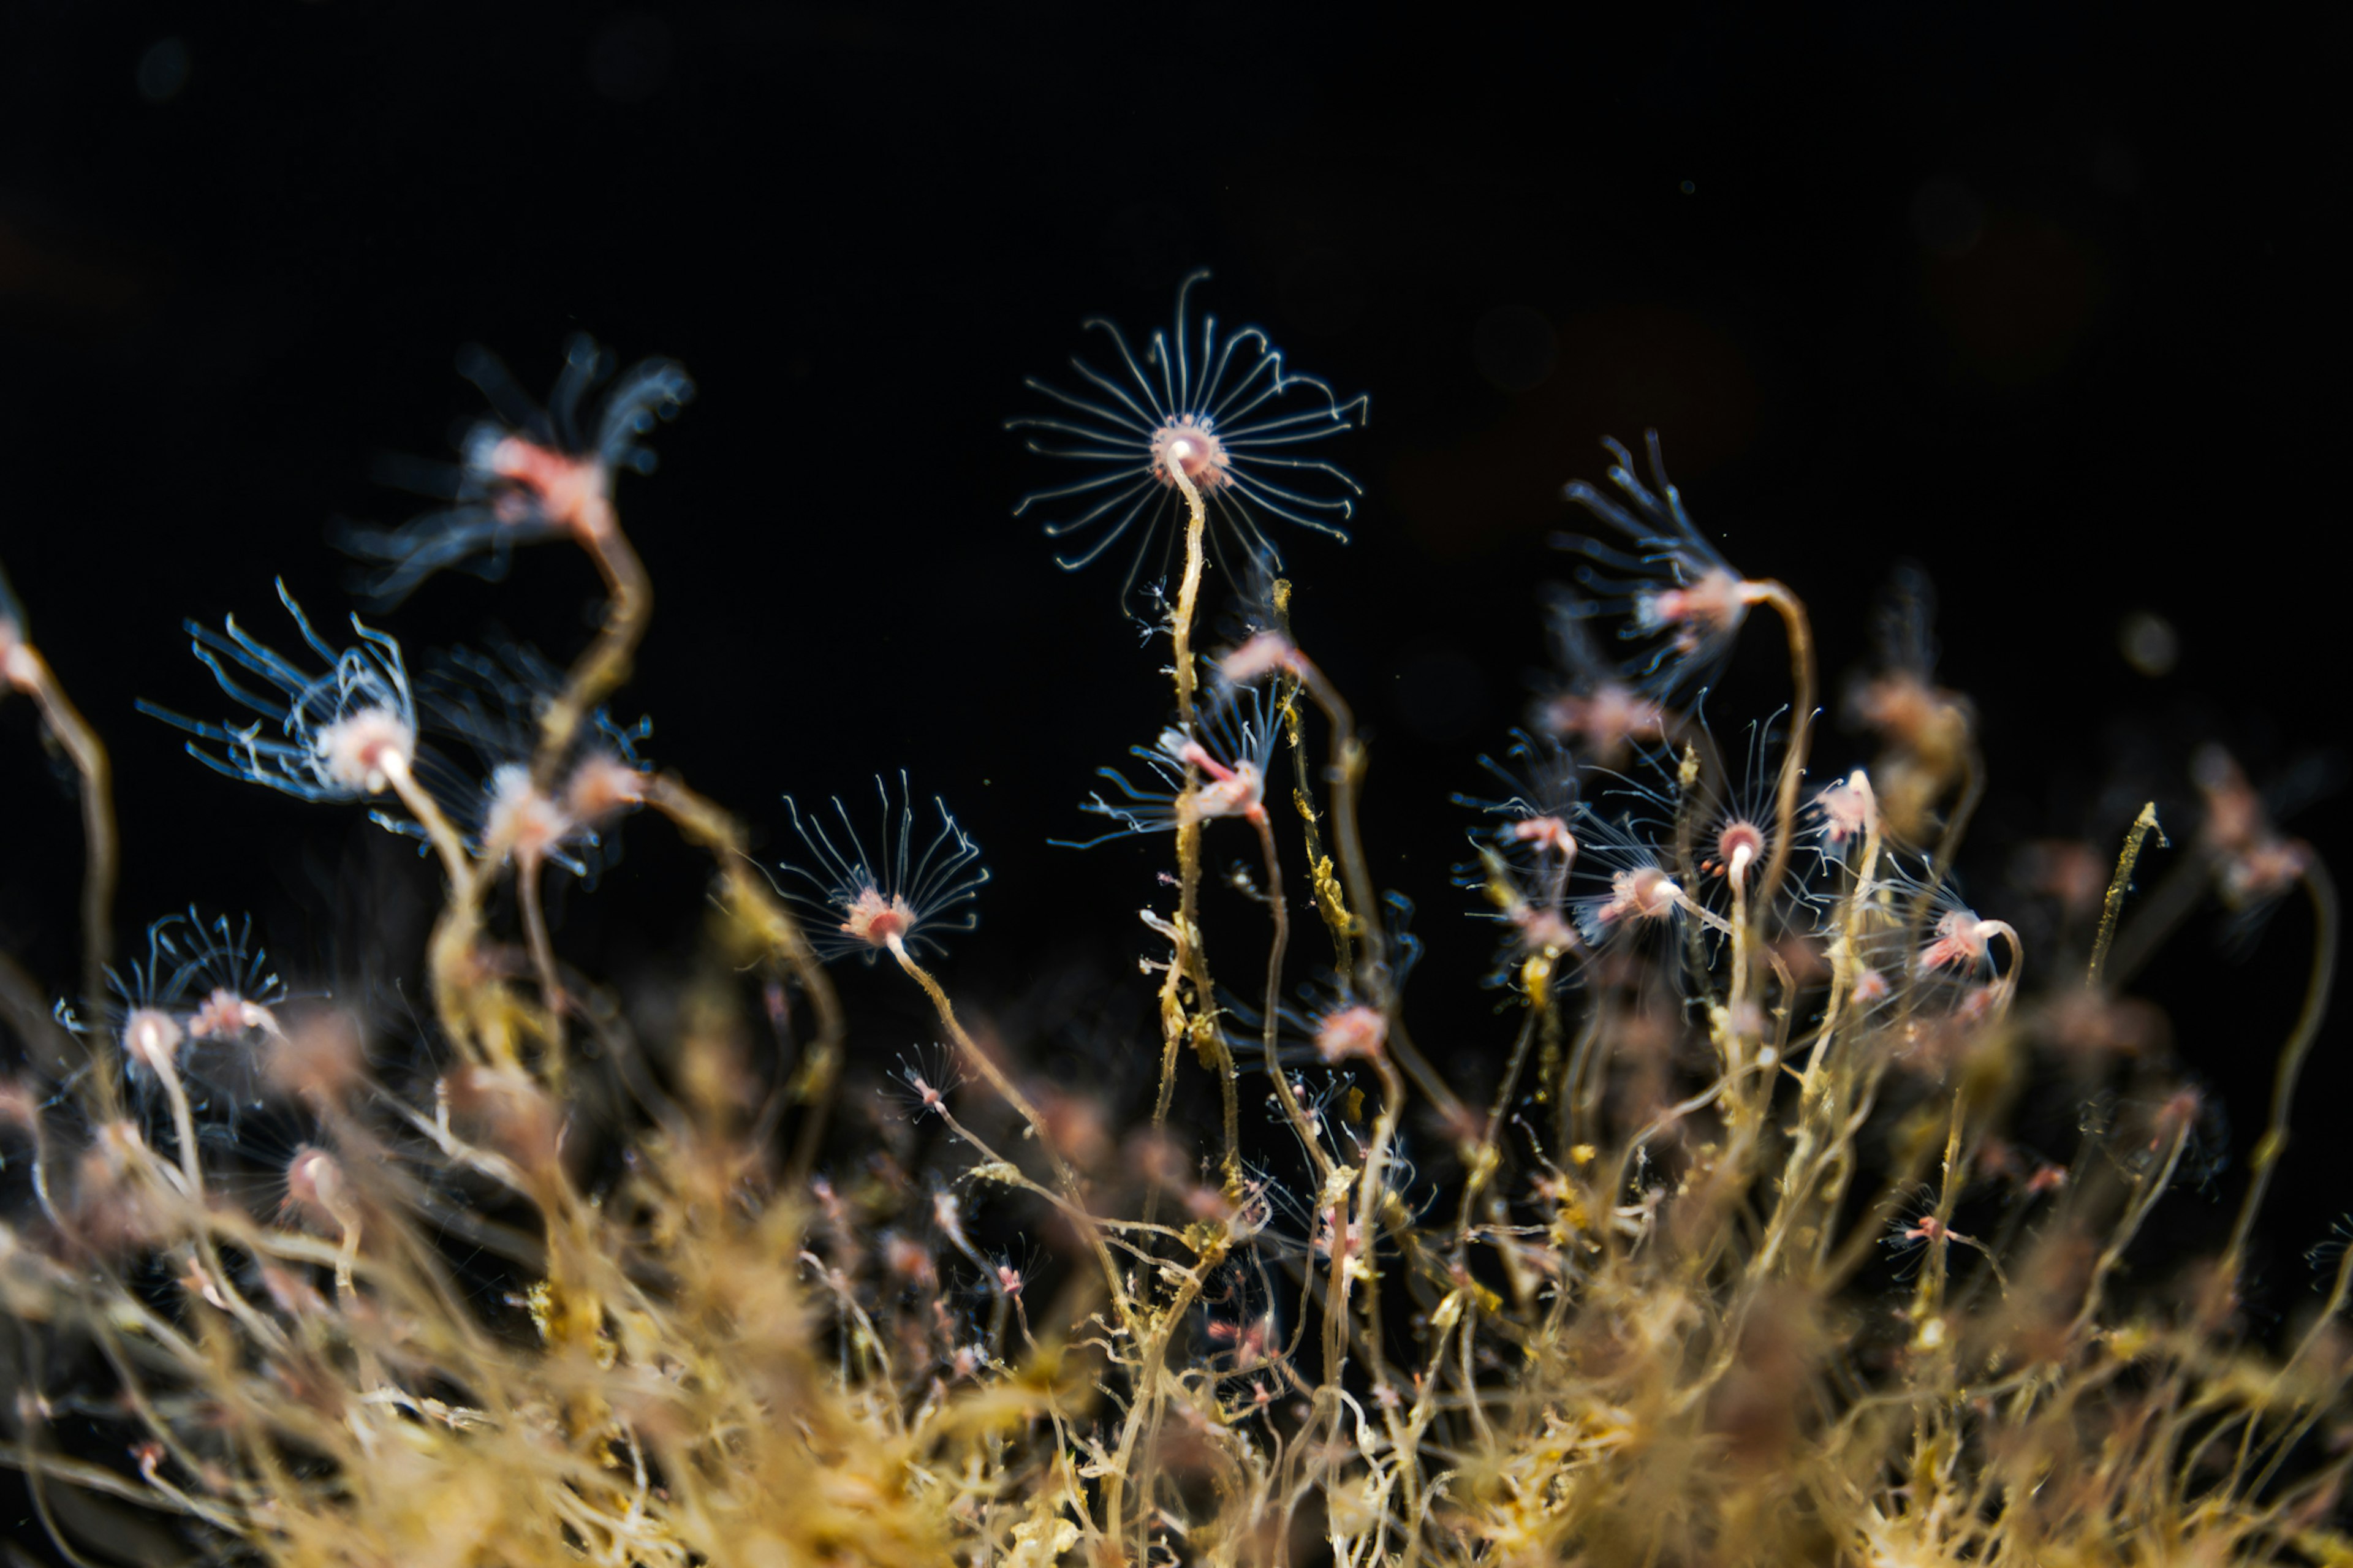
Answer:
2;2;2346;1548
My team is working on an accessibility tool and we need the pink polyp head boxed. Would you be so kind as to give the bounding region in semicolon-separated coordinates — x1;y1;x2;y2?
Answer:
1716;820;1766;885
264;1009;367;1105
1814;771;1877;846
2222;838;2311;905
483;764;574;866
1148;415;1231;491
840;885;914;949
0;1079;39;1129
1314;1208;1363;1261
487;436;609;536
282;1145;355;1231
1189;761;1266;824
1919;909;1993;972
313;706;415;795
187;987;271;1041
1314;1004;1388;1064
564;752;649;824
882;1232;936;1287
1543;683;1664;760
1621;868;1681;923
1513;816;1577;858
1852;673;1939;743
1639;566;1748;642
0;622;36;691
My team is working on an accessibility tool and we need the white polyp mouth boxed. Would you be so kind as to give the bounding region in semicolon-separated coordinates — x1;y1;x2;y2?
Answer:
1716;820;1767;886
1610;868;1681;923
1151;416;1229;490
316;707;417;795
124;1008;184;1074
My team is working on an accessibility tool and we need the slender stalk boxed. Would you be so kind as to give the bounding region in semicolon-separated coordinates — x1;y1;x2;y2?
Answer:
1929;737;1986;893
385;755;474;893
141;1059;289;1357
1562;1000;1602;1149
1254;812;1335;1183
534;510;650;789
643;773;847;1181
890;937;1078;1195
1726;860;1753;1088
1919;1092;1970;1315
2087;802;2165;990
517;857;567;1085
1749;797;1882;1287
1746;580;1816;914
9;640;119;1107
1324;1054;1408;1526
327;1215;362;1307
1271;588;1354;972
889;933;1160;1549
2102;854;2211;990
1453;1004;1540;1248
2221;857;2337;1282
2241;1238;2353;1501
1100;1253;1216;1558
382;755;496;1064
1286;653;1468;1132
1167;475;1207;733
1148;477;1241;1178
2070;1121;2193;1341
1143;491;1200;1161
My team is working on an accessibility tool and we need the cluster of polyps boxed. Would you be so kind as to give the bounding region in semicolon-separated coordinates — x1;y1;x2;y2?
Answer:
414;643;655;880
461;738;650;882
108;909;291;1065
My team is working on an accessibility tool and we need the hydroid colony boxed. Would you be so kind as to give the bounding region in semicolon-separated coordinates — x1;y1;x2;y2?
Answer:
0;278;2342;1567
